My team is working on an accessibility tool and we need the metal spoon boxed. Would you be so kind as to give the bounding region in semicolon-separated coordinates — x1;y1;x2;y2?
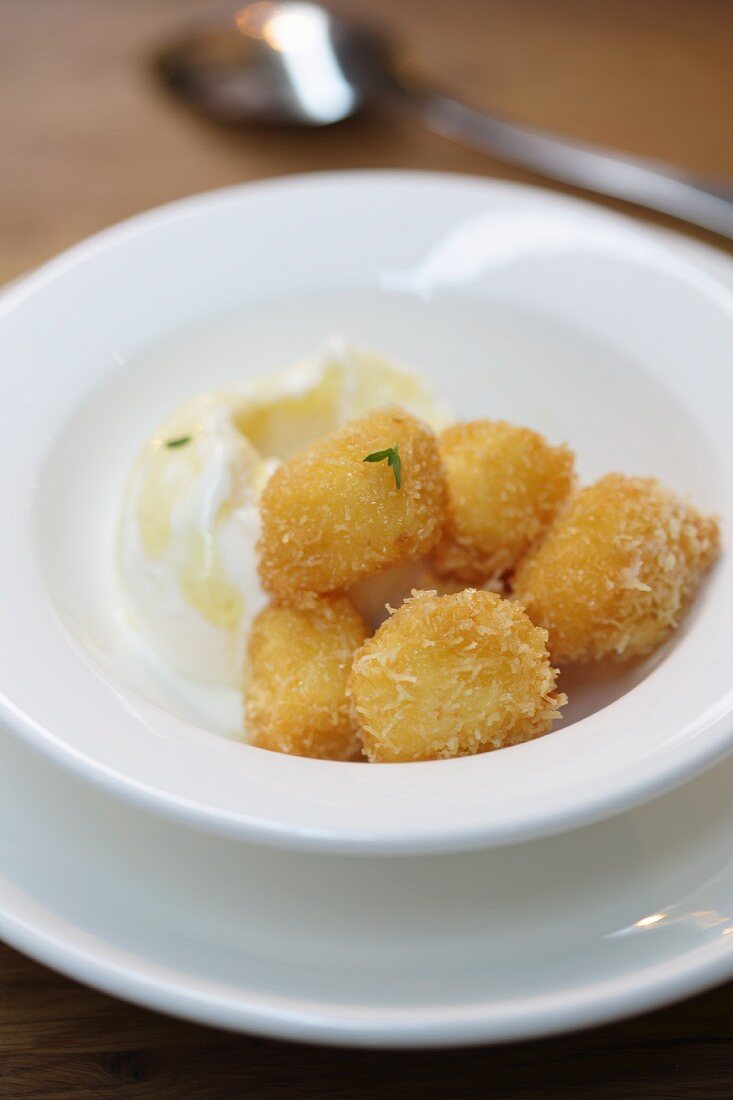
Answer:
155;1;733;239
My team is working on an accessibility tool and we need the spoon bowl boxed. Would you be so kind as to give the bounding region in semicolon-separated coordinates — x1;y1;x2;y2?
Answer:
156;2;390;126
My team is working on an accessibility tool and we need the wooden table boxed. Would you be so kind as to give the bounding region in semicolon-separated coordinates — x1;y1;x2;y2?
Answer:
2;1;733;1095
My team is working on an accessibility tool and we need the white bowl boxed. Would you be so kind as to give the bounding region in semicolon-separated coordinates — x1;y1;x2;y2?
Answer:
0;171;731;855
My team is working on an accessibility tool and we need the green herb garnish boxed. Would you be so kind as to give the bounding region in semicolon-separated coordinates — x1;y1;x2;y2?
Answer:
363;443;402;489
165;435;191;449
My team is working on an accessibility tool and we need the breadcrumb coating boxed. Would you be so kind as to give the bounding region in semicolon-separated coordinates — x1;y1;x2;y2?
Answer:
245;596;367;759
432;421;575;584
258;406;446;602
513;473;720;664
348;589;565;763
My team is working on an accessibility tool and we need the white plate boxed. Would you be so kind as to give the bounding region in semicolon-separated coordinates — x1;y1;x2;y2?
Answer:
2;715;733;1048
0;172;732;854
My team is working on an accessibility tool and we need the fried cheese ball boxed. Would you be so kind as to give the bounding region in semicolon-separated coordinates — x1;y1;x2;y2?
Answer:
246;596;367;760
259;406;446;602
432;421;575;584
348;589;565;763
512;473;720;664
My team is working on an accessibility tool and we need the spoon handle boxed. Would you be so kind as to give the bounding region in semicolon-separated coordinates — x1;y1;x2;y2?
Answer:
409;89;733;239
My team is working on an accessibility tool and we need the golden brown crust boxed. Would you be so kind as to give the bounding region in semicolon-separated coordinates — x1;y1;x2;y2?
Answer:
245;595;367;760
431;420;575;584
347;589;565;762
512;473;720;664
258;406;446;602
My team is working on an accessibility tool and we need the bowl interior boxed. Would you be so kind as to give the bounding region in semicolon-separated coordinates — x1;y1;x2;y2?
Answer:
37;287;697;735
1;173;732;852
